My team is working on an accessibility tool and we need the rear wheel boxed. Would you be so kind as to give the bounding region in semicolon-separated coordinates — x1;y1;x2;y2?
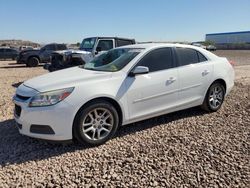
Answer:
201;82;225;112
27;57;39;67
73;100;119;146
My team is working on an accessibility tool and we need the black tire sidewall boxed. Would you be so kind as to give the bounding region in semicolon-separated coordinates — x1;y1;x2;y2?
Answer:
74;101;119;146
27;57;39;67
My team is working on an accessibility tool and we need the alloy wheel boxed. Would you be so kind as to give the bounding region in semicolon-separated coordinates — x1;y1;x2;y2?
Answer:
209;85;223;109
82;108;114;141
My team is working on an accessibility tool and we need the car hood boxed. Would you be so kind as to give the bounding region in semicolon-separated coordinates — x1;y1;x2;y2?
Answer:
53;49;91;55
20;49;40;54
23;67;112;92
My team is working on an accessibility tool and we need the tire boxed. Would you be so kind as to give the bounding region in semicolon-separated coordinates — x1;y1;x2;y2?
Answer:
73;100;119;146
27;57;39;67
201;82;225;112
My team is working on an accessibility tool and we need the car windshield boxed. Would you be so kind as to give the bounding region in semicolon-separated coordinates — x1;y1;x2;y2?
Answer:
81;48;143;72
80;38;96;51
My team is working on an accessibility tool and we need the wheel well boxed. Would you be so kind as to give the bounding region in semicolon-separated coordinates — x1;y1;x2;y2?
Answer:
213;79;226;91
28;56;40;62
73;97;123;129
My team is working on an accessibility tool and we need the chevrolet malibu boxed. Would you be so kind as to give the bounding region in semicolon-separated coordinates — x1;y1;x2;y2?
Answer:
13;43;234;145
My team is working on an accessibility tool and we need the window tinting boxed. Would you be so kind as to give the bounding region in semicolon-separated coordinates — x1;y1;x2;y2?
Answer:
116;39;133;47
57;44;67;50
197;52;207;62
97;40;113;51
45;44;55;51
137;48;174;72
176;48;199;66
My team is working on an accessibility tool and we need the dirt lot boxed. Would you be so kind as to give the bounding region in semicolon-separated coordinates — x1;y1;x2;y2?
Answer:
214;50;250;66
0;50;249;187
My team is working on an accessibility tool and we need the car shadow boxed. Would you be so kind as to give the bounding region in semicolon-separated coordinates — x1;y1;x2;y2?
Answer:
0;107;207;167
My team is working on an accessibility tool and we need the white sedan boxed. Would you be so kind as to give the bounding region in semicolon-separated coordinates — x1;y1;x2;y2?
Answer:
13;43;234;145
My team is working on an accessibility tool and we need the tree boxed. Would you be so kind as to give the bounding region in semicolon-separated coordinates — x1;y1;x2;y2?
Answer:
203;40;215;46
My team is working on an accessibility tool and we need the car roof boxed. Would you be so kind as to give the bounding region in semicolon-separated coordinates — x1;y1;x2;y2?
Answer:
118;43;200;49
117;43;219;60
85;37;135;41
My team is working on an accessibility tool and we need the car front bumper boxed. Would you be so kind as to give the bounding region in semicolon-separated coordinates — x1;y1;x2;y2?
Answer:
13;95;76;141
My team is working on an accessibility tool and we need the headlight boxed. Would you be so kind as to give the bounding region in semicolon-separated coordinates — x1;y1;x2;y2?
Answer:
29;87;74;107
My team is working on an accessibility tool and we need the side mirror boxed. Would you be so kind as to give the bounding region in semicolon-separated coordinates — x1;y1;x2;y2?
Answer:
95;46;102;54
129;66;149;77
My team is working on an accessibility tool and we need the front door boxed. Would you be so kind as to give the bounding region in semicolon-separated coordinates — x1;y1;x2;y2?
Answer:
126;47;179;121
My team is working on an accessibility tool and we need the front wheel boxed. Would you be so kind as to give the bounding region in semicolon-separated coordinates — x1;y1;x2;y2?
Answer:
201;82;225;112
27;57;40;67
73;100;119;146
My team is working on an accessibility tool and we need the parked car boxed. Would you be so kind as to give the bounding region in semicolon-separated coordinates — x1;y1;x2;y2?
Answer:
13;43;234;146
19;46;34;51
206;45;217;51
44;37;136;72
17;43;67;67
191;43;206;49
0;48;18;60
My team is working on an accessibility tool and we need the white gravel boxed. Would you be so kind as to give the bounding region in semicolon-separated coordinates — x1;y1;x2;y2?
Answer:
0;58;249;187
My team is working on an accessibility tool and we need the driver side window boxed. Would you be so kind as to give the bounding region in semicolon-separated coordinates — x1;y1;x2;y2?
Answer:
97;40;113;51
137;47;174;73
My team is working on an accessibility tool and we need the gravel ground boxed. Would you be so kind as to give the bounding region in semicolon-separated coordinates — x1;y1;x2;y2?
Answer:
214;50;250;66
0;55;249;187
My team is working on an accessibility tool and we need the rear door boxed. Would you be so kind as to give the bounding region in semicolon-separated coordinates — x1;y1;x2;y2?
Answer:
126;47;179;121
175;47;213;106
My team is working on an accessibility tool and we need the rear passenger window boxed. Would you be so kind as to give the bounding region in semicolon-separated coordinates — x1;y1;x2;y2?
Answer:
137;48;174;72
57;44;67;50
45;44;55;51
116;39;133;47
176;48;199;66
197;52;207;62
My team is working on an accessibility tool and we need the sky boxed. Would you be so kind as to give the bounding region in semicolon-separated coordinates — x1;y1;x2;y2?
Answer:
0;0;249;44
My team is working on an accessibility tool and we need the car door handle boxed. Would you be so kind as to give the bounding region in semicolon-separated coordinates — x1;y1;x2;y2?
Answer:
166;77;176;84
202;70;210;76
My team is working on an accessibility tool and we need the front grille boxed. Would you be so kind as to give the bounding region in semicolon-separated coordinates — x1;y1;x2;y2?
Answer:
16;94;30;101
15;104;22;117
